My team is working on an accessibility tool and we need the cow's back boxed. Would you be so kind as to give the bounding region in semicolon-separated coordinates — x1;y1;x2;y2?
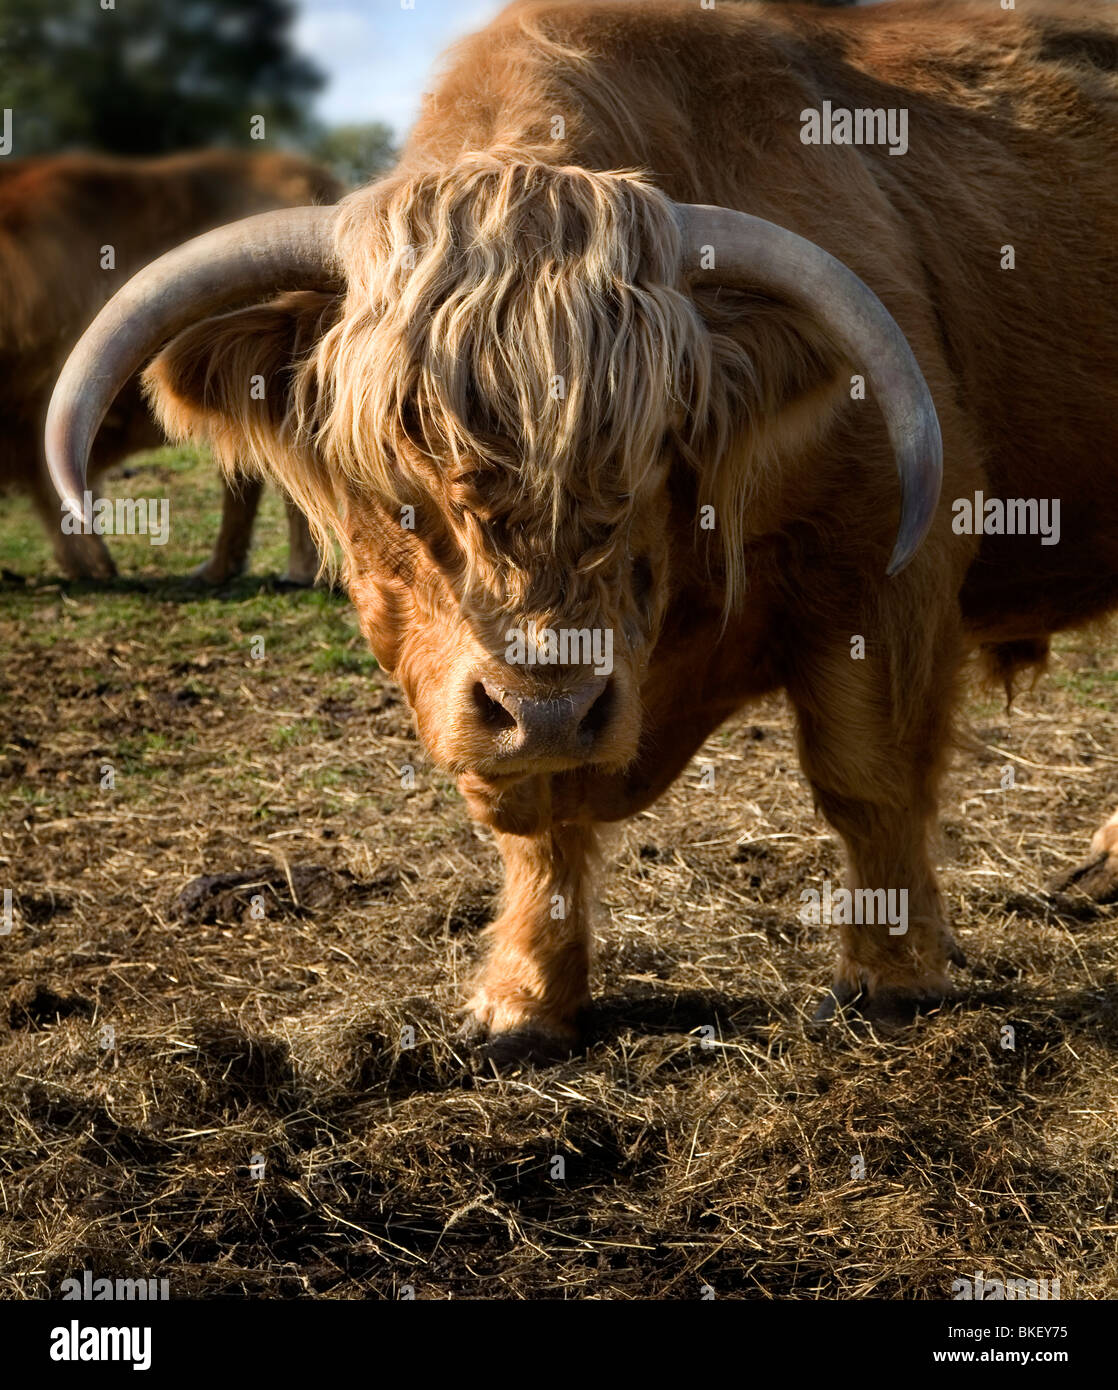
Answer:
406;0;1118;632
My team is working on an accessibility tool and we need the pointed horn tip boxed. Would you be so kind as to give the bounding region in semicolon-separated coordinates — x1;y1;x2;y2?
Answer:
885;545;915;579
886;480;942;577
44;408;84;517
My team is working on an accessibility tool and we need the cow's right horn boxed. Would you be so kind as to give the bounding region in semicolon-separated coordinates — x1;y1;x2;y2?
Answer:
675;203;943;577
46;204;341;519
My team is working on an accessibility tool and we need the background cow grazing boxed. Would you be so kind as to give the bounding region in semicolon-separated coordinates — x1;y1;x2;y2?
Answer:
1;150;341;581
46;0;1118;1059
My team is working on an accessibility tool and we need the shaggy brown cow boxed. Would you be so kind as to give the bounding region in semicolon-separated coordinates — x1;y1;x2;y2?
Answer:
46;0;1118;1058
1;150;340;581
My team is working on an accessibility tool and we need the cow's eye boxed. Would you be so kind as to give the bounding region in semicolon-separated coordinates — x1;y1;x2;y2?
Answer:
631;554;653;605
453;468;488;493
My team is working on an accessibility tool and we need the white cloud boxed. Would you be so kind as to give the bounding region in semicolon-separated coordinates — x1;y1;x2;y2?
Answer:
295;0;505;137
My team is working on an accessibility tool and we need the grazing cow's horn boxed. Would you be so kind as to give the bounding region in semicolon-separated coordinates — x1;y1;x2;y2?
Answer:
675;203;942;576
46;205;341;518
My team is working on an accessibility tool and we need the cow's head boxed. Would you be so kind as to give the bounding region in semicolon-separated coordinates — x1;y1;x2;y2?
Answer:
45;154;941;804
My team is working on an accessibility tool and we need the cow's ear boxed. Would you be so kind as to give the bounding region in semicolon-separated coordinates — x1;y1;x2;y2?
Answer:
142;290;338;464
693;285;848;473
687;286;857;613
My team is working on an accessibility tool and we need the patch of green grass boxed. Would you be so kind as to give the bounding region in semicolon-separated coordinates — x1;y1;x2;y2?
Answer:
269;720;324;750
309;763;373;789
968;698;1007;720
1049;666;1118;711
0;444;372;700
311;644;379;676
107;730;201;779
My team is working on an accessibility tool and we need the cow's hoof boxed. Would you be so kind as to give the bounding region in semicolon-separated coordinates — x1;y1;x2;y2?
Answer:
812;982;948;1029
812;979;863;1022
1048;852;1118;905
60;557;118;583
460;1019;576;1069
279;569;318;589
186;560;242;586
484;1029;575;1068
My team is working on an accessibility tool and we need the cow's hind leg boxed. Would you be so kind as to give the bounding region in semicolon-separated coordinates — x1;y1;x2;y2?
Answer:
190;473;263;584
1051;807;1118;903
465;822;596;1063
787;612;967;1027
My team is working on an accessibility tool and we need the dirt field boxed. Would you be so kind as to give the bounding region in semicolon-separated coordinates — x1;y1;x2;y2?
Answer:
1;450;1116;1300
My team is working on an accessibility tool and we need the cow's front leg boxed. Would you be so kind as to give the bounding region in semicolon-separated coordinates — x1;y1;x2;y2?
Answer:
787;621;966;1025
466;821;596;1061
30;462;117;580
282;499;320;586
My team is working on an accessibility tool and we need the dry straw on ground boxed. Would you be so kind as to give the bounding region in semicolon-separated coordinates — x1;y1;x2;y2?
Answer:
0;567;1115;1299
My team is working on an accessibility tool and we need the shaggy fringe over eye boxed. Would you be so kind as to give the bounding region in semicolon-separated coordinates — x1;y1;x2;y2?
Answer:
151;153;773;613
308;153;745;603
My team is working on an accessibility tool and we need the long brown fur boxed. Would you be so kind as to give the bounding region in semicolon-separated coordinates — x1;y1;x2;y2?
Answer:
144;0;1118;1044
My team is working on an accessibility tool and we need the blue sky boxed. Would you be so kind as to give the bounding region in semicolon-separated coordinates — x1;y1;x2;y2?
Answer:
294;0;885;140
294;0;507;138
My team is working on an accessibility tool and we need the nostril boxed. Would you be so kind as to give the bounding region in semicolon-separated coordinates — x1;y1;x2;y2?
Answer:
578;678;614;743
472;680;517;731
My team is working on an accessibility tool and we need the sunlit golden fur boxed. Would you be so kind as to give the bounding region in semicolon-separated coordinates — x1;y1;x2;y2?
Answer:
319;155;717;613
143;0;1118;1048
156;152;782;620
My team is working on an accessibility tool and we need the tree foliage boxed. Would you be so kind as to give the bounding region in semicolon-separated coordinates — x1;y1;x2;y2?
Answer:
0;0;324;155
308;122;397;189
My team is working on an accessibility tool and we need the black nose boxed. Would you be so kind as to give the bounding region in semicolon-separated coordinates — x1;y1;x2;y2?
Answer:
473;675;614;759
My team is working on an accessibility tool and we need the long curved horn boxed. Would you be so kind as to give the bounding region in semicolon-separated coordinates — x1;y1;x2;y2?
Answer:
46;205;341;517
675;203;942;576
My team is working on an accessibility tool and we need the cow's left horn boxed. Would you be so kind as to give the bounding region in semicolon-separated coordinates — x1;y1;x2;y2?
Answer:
675;203;942;575
46;205;341;518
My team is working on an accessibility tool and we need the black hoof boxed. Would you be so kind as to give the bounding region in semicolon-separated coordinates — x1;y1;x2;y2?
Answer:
812;980;864;1022
481;1028;575;1069
863;988;947;1028
458;1019;577;1069
1049;853;1118;905
457;1018;488;1049
813;982;947;1029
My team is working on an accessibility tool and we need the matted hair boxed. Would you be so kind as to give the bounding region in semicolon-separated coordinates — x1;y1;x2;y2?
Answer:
152;151;802;615
308;153;725;603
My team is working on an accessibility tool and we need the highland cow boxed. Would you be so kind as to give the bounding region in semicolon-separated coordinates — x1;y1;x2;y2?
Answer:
45;0;1118;1058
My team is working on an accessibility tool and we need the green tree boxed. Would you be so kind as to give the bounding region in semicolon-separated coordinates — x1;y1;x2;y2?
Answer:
308;122;397;189
0;0;324;156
